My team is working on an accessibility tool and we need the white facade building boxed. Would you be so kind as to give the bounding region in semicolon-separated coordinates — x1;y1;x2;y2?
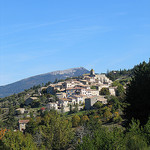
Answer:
46;103;58;110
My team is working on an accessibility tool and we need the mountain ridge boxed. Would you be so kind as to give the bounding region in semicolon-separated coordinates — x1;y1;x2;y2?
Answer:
0;67;89;98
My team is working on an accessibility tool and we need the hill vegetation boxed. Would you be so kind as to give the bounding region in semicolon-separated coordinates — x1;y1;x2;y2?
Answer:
0;60;150;149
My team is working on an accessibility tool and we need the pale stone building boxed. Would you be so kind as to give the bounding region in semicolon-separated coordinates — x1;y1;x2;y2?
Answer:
90;89;99;96
75;87;87;95
109;87;116;96
19;120;29;132
56;92;66;99
63;81;75;89
85;96;107;110
46;102;58;110
58;98;70;107
15;108;25;114
66;88;76;97
80;79;89;85
71;95;84;104
47;82;64;94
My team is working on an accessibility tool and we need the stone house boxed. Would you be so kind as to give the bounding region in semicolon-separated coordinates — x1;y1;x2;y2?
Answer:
68;96;76;105
58;98;70;107
85;89;92;96
47;83;63;94
19;120;29;132
38;86;47;95
76;84;90;89
90;89;99;96
85;96;107;110
75;87;86;95
15;108;25;114
66;88;76;97
56;92;66;99
80;80;89;85
63;81;75;89
46;102;58;110
109;87;116;96
71;95;84;104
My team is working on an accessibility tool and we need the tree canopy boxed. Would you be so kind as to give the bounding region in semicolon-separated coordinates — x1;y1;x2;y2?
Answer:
125;61;150;125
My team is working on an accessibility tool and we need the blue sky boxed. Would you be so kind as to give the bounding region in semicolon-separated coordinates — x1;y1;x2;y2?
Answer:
0;0;150;85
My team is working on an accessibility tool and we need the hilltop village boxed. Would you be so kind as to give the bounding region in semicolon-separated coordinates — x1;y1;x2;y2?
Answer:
0;69;118;132
25;69;115;113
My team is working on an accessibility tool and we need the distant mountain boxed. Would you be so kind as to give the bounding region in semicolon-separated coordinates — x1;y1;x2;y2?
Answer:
0;67;89;98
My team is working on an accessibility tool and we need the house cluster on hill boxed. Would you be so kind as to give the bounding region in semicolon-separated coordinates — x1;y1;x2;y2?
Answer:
45;69;115;112
17;69;115;131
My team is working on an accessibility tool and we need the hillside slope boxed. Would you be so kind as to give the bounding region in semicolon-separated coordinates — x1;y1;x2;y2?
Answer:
0;67;89;98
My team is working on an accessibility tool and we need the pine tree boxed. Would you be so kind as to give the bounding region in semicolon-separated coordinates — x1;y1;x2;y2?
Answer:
125;61;150;125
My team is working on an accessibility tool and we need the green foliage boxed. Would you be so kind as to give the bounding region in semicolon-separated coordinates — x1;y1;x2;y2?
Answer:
1;130;37;150
26;111;74;150
108;96;121;112
103;109;112;122
41;111;74;149
31;100;41;108
125;119;148;150
116;84;125;96
125;61;150;125
93;101;103;109
80;115;89;125
90;86;97;90
69;104;73;113
144;118;150;144
100;88;110;95
112;80;120;87
72;115;80;127
77;126;125;150
106;69;132;81
75;103;79;112
25;118;39;134
113;112;122;123
77;119;150;150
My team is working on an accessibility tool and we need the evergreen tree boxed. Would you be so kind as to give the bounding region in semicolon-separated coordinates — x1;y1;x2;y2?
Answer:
125;61;150;125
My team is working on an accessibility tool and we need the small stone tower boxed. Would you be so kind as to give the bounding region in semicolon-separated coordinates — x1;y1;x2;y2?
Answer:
90;69;95;76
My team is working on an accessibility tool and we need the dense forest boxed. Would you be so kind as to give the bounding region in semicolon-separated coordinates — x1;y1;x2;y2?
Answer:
0;60;150;149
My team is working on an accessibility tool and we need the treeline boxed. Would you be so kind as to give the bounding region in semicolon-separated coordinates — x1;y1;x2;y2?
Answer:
77;118;150;150
106;69;132;81
0;111;150;150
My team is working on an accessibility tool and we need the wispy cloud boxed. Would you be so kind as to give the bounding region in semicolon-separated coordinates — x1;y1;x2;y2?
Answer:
41;25;113;43
0;19;69;37
1;48;60;63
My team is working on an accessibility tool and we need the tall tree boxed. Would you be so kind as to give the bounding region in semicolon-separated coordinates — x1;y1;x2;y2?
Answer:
1;130;37;150
125;61;150;125
100;88;110;95
32;111;74;150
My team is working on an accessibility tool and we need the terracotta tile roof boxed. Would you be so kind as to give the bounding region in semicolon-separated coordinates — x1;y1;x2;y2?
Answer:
19;120;29;124
40;107;45;110
80;80;88;82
